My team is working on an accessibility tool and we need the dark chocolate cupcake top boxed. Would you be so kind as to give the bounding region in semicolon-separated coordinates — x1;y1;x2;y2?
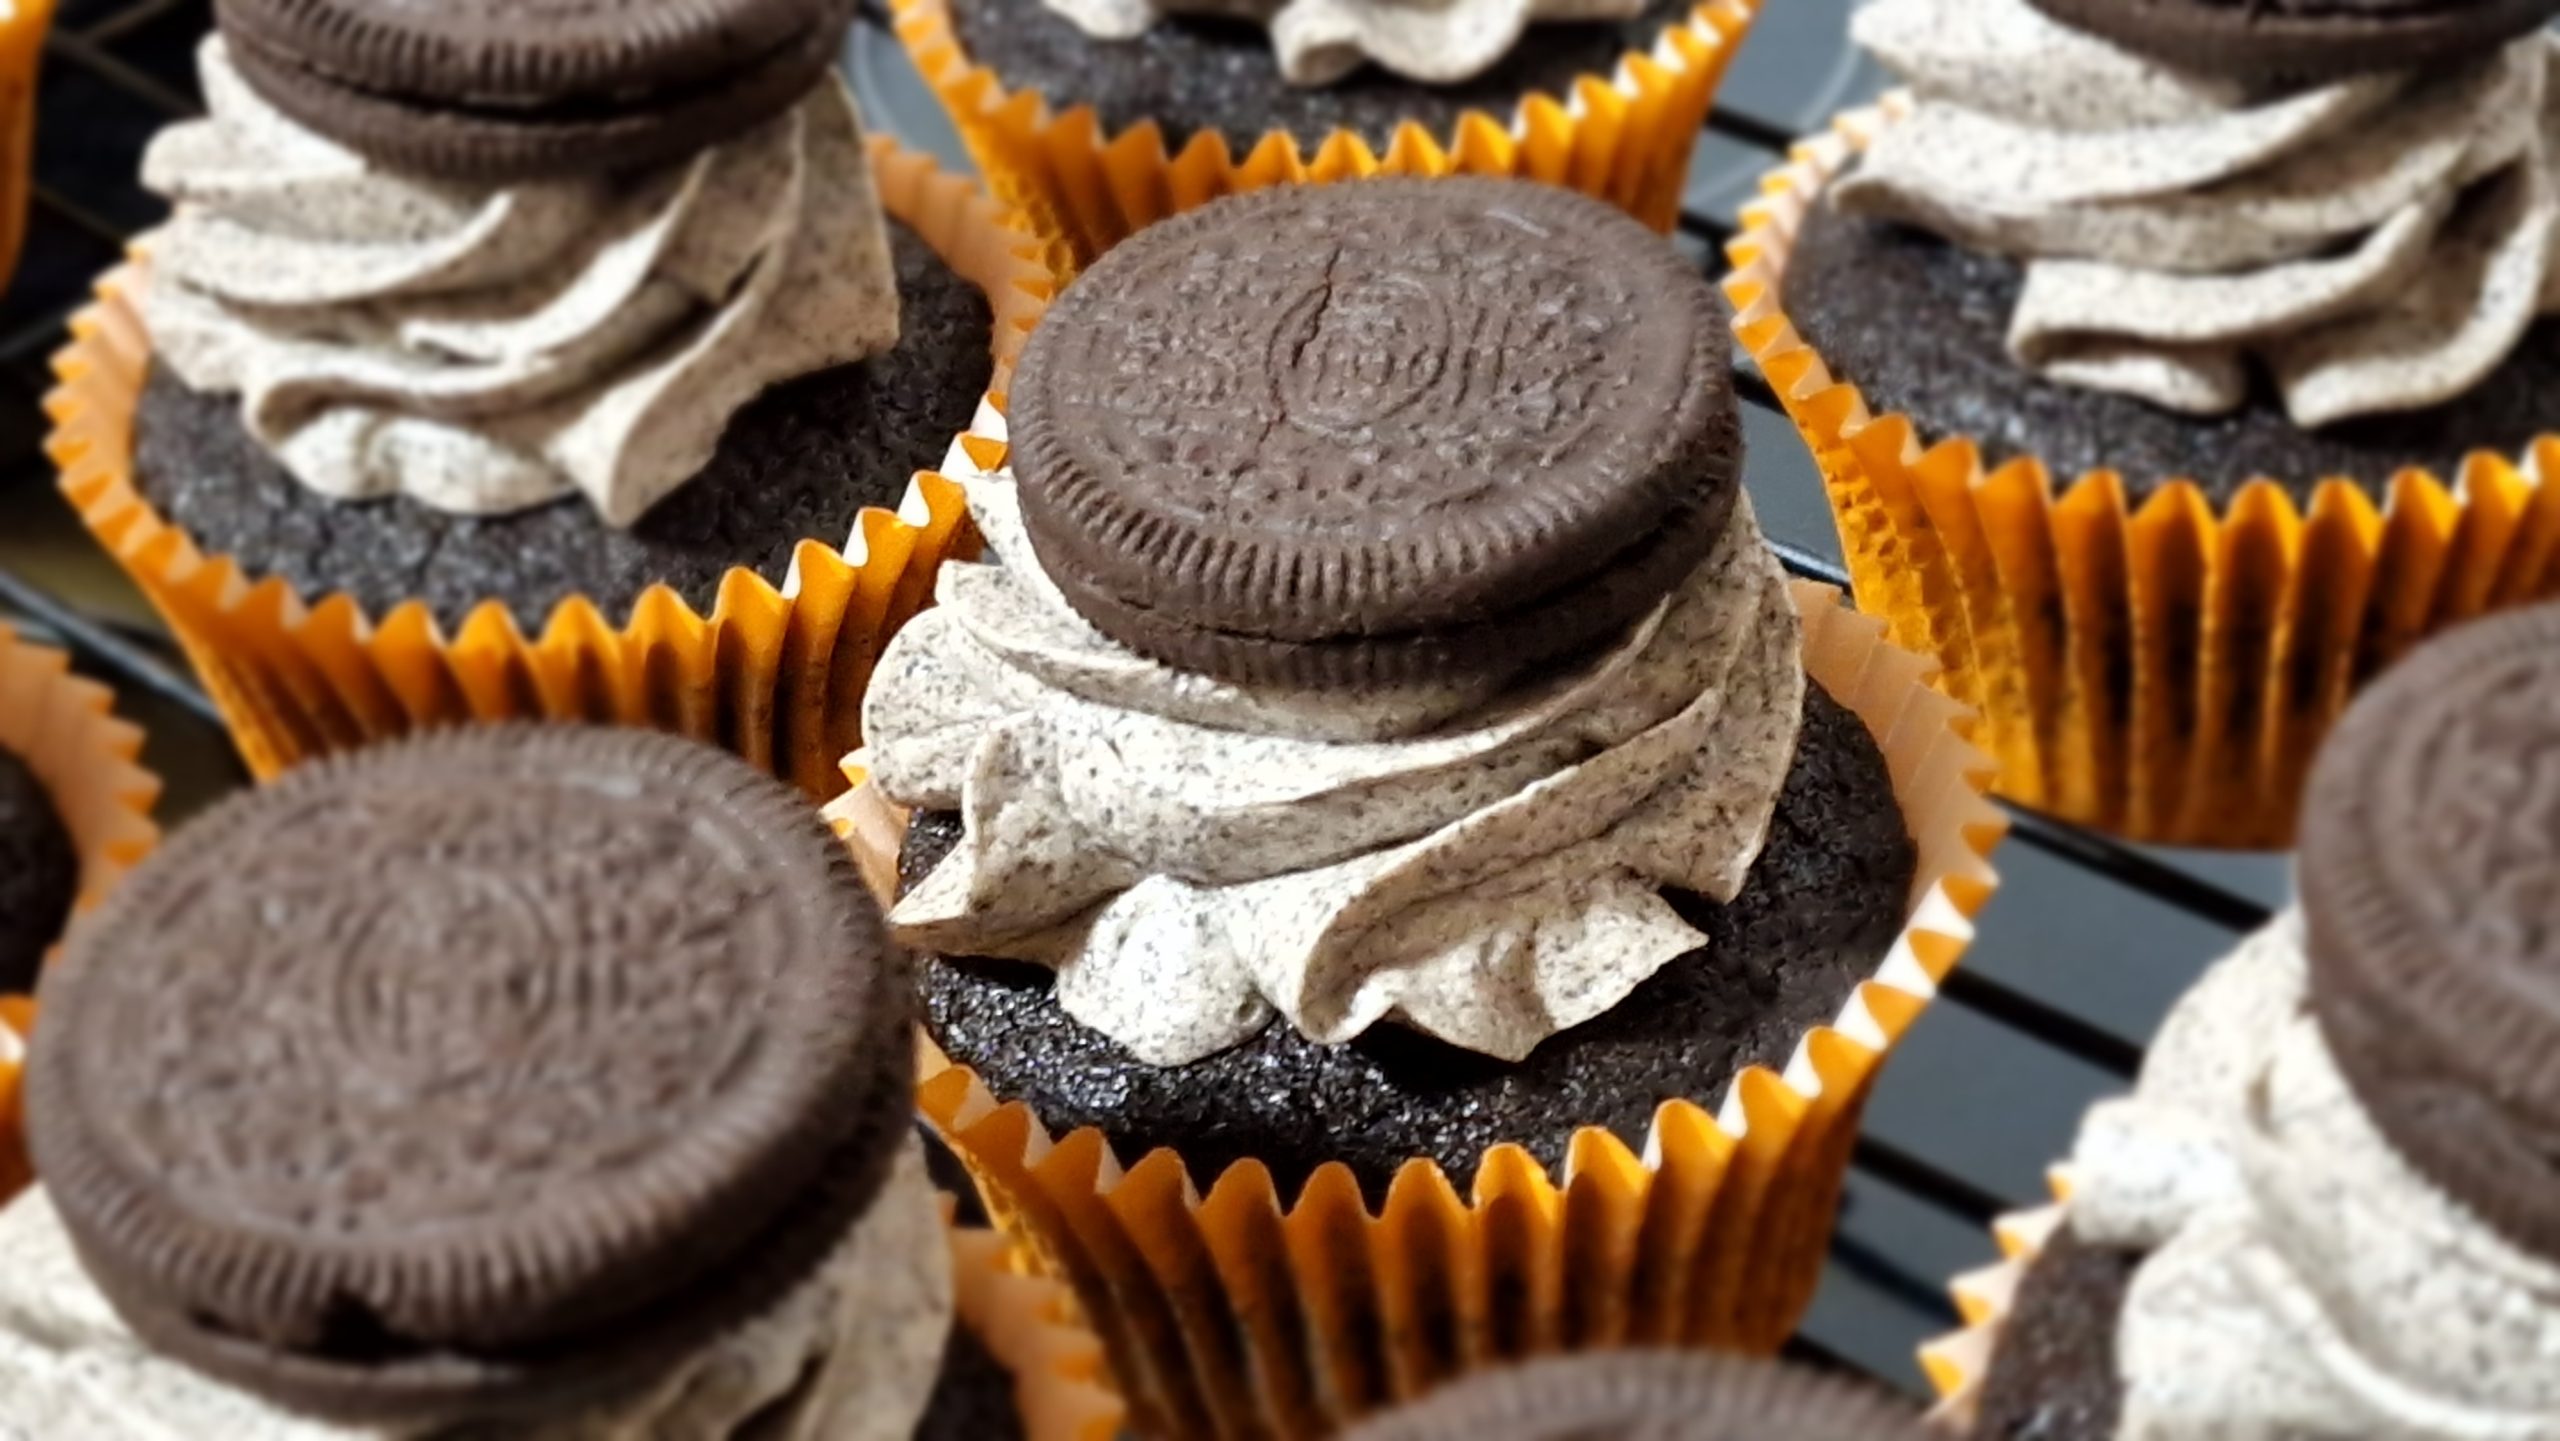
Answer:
0;744;77;996
2300;600;2560;1263
1011;177;1737;688
1341;1351;1927;1439
26;725;914;1417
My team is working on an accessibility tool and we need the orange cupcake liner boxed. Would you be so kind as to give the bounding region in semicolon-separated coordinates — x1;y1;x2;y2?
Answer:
947;1208;1131;1441
51;138;1056;802
1724;97;2560;850
1917;1170;2076;1430
894;0;1760;272
829;547;2005;1437
0;622;163;1203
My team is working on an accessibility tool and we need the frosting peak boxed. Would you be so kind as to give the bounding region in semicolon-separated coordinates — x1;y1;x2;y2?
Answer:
862;467;1807;1066
1836;0;2560;428
138;39;902;525
1043;0;1645;86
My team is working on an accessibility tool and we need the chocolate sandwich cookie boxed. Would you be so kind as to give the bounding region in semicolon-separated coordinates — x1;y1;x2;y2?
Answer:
25;725;915;1426
1341;1349;1927;1439
1781;200;2560;506
2300;601;2560;1265
1011;177;1738;688
906;682;1915;1199
0;747;75;996
2024;0;2560;83
216;0;858;179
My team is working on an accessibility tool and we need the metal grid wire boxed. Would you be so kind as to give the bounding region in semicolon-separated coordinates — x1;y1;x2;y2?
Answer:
0;0;2285;1396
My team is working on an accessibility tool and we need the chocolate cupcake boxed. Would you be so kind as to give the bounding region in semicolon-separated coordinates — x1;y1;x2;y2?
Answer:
893;0;1760;268
56;0;1053;794
830;177;2004;1439
0;622;162;1206
1724;0;2560;846
0;725;1119;1441
1927;600;2560;1436
1343;1349;1926;1439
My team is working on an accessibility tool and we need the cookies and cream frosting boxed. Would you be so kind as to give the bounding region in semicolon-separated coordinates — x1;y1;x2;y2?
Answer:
1042;0;1645;87
0;1141;955;1441
136;38;901;525
2067;915;2560;1437
861;469;1806;1067
1835;0;2560;427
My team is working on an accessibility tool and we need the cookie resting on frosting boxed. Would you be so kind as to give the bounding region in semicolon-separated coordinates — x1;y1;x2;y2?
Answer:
2064;915;2560;1438
1043;0;1643;86
1835;0;2560;427
138;38;901;526
862;473;1804;1066
0;1143;955;1441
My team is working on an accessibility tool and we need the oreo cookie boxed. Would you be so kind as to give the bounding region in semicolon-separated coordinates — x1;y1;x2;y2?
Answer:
2024;0;2560;81
1339;1350;1926;1439
25;725;916;1425
1009;177;1739;688
214;0;856;179
2299;601;2560;1264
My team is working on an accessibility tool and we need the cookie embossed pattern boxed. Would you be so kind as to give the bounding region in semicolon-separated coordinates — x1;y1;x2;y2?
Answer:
1010;181;1736;686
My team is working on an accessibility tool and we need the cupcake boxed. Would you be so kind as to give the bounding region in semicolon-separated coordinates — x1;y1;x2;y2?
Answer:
893;0;1760;269
1723;0;2560;847
0;724;1122;1441
0;621;161;1204
1345;1349;1925;1439
827;176;2003;1438
1923;600;2560;1436
55;0;1053;796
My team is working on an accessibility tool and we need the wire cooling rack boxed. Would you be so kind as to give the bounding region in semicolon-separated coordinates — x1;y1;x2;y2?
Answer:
0;0;2296;1400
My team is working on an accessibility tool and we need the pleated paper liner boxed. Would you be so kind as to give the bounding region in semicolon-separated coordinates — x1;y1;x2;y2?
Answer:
828;574;2006;1440
49;137;1056;801
1917;1169;2076;1431
946;1205;1130;1441
1724;96;2560;850
0;622;164;1203
893;0;1759;272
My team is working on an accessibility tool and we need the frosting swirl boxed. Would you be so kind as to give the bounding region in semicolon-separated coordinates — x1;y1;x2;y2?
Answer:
2069;916;2560;1438
1041;0;1645;87
861;465;1805;1067
137;39;902;525
1834;0;2560;427
0;1142;955;1441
